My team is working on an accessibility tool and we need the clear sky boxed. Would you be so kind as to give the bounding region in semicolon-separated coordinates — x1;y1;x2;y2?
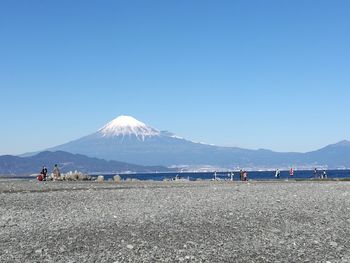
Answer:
1;0;349;155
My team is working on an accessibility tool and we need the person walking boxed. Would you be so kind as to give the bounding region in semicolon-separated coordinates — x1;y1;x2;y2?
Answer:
240;170;243;181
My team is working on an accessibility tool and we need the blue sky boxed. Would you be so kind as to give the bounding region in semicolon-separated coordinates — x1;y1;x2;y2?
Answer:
0;0;349;155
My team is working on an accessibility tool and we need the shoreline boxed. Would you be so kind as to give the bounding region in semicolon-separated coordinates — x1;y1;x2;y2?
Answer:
2;168;350;182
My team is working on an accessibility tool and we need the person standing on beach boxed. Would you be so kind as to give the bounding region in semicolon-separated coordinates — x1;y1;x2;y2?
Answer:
275;169;281;179
289;167;294;177
240;170;243;181
41;166;48;181
313;168;318;178
322;170;327;179
53;164;61;180
243;171;248;181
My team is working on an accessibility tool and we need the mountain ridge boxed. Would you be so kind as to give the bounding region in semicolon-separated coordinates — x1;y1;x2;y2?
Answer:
21;115;350;169
0;151;173;176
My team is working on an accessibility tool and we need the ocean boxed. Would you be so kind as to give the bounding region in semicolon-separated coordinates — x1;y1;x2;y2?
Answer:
95;169;350;181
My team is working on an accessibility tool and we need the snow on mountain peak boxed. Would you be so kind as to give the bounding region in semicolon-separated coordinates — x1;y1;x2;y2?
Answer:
98;115;160;140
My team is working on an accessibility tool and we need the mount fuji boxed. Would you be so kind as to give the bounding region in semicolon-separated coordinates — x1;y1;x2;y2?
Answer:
44;115;350;169
47;115;233;166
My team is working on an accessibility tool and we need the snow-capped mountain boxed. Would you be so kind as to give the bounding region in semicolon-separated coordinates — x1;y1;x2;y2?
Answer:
44;115;350;169
98;115;160;140
46;115;217;166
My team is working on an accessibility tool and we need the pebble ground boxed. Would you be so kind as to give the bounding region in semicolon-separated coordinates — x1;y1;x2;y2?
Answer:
1;180;349;262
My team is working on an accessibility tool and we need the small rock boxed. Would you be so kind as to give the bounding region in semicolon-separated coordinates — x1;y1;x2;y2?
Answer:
330;241;338;247
126;244;134;249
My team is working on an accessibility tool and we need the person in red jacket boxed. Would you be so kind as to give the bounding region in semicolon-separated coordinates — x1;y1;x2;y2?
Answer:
289;167;294;177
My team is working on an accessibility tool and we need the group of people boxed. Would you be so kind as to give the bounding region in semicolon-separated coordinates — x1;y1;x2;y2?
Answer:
275;168;328;179
275;168;294;179
239;170;248;181
219;167;328;180
37;164;61;181
313;168;327;179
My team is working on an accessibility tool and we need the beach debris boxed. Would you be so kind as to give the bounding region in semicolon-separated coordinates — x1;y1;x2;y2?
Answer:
114;175;121;183
97;175;104;182
45;171;92;181
48;172;63;181
63;171;90;181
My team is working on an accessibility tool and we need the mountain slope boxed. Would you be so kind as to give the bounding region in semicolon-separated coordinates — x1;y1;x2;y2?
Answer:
304;140;350;167
46;116;290;166
42;116;350;168
0;151;172;175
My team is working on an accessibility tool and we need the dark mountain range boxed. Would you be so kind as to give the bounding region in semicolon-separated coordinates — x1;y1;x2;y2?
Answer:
0;151;172;176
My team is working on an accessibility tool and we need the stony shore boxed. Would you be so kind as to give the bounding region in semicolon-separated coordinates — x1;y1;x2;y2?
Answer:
1;180;350;262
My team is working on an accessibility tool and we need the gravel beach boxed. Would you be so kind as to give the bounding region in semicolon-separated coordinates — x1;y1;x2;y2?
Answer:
1;180;349;263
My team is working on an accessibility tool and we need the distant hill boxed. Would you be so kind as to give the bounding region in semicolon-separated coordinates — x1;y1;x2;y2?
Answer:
303;140;350;168
0;151;173;176
40;115;350;169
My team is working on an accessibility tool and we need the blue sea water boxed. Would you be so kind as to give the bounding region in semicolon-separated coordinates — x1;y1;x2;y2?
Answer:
4;170;350;181
96;170;350;181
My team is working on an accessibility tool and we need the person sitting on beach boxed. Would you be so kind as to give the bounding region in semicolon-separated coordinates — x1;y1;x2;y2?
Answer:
53;164;61;180
41;166;48;181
